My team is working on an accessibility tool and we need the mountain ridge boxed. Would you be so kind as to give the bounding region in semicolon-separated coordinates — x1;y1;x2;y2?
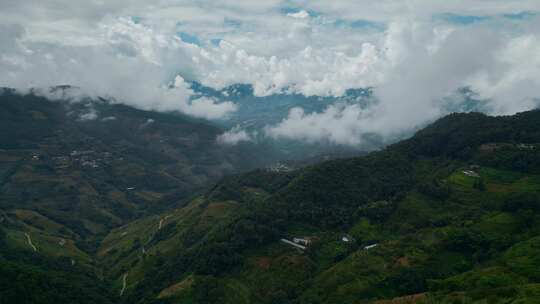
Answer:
100;109;540;303
1;91;540;303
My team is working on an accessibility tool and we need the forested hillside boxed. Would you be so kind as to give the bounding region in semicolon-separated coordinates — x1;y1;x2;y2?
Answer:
0;89;279;304
97;110;540;303
2;91;540;303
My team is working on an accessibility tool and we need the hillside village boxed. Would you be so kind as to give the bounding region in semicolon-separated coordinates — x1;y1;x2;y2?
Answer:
36;150;116;170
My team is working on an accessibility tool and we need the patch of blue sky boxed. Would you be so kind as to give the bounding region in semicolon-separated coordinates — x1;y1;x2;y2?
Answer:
334;19;385;31
280;7;297;14
177;32;201;46
503;11;538;20
131;16;143;24
224;18;242;28
280;7;320;18
437;11;538;26
210;38;222;46
438;13;491;25
281;6;384;31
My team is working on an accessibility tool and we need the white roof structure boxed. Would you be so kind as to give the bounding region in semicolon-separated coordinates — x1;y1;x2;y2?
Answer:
281;238;306;250
364;244;378;250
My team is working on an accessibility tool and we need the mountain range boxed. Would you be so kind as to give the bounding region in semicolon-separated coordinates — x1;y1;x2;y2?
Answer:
1;90;540;303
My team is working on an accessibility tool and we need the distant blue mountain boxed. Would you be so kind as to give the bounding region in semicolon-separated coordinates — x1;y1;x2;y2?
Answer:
189;81;375;130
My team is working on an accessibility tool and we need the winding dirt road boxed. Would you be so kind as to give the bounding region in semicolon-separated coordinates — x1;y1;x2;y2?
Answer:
24;233;37;252
158;215;172;230
120;273;128;296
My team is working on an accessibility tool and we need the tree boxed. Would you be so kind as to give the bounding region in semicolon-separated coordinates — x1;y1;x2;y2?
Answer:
473;179;486;191
193;276;223;303
0;227;6;250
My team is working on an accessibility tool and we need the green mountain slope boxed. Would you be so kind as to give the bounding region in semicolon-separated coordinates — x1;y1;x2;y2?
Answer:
99;110;540;304
0;89;281;304
2;89;540;304
0;88;276;244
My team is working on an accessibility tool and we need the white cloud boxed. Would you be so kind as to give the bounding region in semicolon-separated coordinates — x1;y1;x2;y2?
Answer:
265;105;368;145
289;1;540;23
467;33;540;114
0;1;539;144
185;97;237;120
217;126;256;145
288;10;310;19
140;118;155;128
0;19;237;120
187;41;384;97
78;108;99;121
266;19;540;145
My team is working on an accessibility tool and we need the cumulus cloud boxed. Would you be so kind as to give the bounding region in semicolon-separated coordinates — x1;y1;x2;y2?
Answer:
217;126;256;145
287;10;310;19
467;33;540;114
0;18;237;120
78;108;99;121
266;105;368;145
185;97;237;120
1;1;539;144
266;19;540;145
189;41;384;97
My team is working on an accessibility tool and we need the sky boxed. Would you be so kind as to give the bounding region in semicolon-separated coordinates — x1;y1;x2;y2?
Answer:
1;1;540;146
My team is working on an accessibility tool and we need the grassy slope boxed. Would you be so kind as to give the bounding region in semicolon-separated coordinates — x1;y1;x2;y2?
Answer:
97;164;540;303
0;90;281;303
2;92;540;304
97;110;540;303
102;164;540;303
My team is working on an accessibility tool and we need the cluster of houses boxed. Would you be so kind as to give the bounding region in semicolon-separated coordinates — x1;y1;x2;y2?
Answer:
72;150;114;169
267;162;293;173
480;142;536;152
281;235;378;251
33;150;116;170
462;164;481;178
517;143;536;150
462;170;480;178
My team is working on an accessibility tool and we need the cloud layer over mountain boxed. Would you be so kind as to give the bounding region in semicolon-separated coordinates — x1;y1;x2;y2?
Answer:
1;1;539;144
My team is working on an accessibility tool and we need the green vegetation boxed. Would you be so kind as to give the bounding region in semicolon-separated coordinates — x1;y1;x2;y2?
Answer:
93;109;540;304
0;91;282;303
2;90;540;303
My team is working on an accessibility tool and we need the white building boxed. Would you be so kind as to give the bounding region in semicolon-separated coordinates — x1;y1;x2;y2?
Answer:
293;238;311;246
281;238;307;250
364;244;378;250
